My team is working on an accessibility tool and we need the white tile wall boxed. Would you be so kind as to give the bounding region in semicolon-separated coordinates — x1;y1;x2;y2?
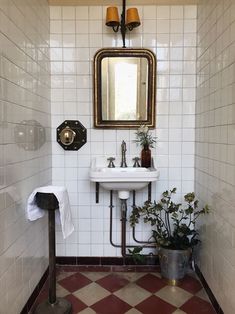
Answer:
2;1;234;311
50;5;197;257
196;0;235;313
0;0;51;313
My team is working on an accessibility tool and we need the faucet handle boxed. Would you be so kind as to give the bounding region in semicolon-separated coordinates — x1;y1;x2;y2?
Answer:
133;157;141;167
107;157;115;168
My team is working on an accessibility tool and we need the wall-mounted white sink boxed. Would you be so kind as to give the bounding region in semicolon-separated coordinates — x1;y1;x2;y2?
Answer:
90;157;160;199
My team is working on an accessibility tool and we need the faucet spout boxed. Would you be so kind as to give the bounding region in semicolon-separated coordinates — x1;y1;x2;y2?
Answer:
120;140;127;167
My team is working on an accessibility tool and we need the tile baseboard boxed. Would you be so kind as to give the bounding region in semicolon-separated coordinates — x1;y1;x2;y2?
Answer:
56;255;159;265
195;264;224;314
20;267;49;314
56;256;160;272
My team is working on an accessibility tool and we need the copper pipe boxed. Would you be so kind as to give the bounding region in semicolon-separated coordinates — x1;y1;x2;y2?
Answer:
132;190;155;246
121;199;127;256
109;191;156;250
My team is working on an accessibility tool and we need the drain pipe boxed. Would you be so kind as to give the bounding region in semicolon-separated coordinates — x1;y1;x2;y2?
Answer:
109;191;158;260
120;199;128;257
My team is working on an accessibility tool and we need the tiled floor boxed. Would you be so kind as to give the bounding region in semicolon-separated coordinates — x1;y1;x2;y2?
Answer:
31;267;216;314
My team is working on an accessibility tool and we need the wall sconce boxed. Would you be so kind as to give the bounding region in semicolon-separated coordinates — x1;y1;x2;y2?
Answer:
57;120;87;151
105;0;141;48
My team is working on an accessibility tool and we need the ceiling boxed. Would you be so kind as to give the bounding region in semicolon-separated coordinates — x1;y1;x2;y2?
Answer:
49;0;199;5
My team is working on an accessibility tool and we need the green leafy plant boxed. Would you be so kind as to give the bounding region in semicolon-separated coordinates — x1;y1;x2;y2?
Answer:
134;124;156;148
128;247;145;264
130;188;210;250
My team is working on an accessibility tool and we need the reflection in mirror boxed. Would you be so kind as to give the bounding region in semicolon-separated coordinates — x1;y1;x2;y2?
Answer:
94;48;156;129
102;57;148;121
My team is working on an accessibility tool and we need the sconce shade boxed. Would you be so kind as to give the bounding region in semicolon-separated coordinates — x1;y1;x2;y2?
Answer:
126;8;141;29
106;7;120;27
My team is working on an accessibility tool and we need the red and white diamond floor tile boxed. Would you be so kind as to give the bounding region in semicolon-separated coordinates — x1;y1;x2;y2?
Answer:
31;269;216;314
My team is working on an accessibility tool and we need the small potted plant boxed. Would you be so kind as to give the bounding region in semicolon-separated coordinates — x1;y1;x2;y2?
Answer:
134;125;156;168
130;188;210;284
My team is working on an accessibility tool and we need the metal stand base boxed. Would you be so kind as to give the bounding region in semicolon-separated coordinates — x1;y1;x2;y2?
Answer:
34;297;72;314
165;279;180;286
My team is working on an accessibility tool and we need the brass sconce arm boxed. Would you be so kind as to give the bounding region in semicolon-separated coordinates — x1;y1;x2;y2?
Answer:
120;0;127;48
106;0;140;48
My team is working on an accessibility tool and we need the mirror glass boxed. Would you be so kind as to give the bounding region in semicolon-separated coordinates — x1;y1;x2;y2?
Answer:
94;48;156;129
101;57;148;121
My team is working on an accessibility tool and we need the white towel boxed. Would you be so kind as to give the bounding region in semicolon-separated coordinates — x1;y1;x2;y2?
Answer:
27;185;74;239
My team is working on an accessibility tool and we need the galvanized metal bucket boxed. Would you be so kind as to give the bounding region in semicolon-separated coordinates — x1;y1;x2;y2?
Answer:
159;247;191;285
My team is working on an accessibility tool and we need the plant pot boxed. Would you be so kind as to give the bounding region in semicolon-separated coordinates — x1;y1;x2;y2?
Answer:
159;247;191;285
145;253;158;265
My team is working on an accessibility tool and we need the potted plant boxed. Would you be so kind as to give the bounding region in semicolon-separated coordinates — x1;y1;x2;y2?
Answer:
129;188;210;284
134;125;156;168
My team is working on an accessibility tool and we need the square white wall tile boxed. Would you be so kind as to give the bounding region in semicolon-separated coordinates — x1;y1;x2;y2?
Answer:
1;1;51;313
50;4;197;259
50;6;62;19
196;1;235;312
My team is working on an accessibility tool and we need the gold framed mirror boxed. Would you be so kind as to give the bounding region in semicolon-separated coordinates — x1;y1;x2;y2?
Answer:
93;48;156;129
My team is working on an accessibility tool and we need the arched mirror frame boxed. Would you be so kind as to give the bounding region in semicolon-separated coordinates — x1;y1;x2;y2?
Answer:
93;48;156;129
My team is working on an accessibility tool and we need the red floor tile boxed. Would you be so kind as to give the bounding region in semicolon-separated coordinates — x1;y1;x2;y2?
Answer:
179;275;202;294
65;294;88;313
96;273;129;292
135;274;166;293
135;295;177;314
58;272;92;292
180;296;216;314
91;294;132;314
30;269;216;314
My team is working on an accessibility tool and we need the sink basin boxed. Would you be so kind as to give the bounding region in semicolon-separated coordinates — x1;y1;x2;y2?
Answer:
90;157;160;199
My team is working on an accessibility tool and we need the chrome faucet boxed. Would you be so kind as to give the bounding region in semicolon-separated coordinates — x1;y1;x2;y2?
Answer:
120;140;127;167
